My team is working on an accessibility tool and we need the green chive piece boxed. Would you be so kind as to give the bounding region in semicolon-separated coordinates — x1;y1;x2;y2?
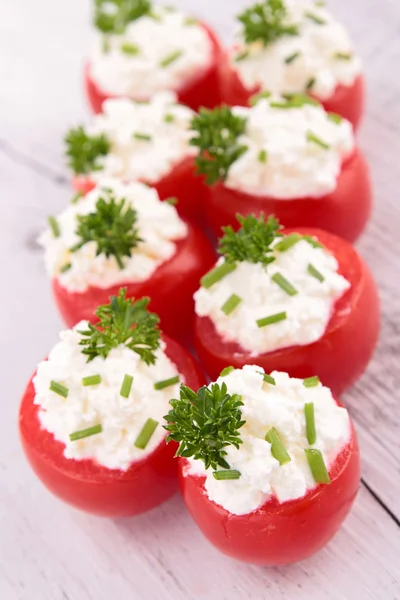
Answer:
48;216;60;238
235;49;250;62
164;113;175;123
71;191;83;204
304;402;316;445
303;376;320;388
120;374;134;398
220;366;234;377
305;449;331;484
184;17;198;25
285;51;300;64
250;91;272;105
82;374;102;387
271;273;298;296
120;42;140;55
308;263;325;282
258;149;268;163
134;418;159;449
200;262;237;289
160;50;183;68
275;233;302;252
154;376;179;391
256;312;287;328
327;112;343;124
261;372;276;385
60;263;72;273
221;294;242;315
133;132;152;142
213;470;241;480
334;52;352;60
265;427;291;466
165;197;178;205
149;10;162;22
303;234;323;248
307;130;330;150
306;76;316;90
305;11;326;24
49;380;69;398
315;1;326;6
69;424;102;442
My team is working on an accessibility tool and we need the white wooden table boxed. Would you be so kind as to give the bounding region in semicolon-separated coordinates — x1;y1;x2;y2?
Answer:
1;1;399;598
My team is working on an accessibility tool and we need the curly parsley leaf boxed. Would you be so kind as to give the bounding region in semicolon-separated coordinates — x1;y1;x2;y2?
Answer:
238;0;299;47
65;126;110;175
94;0;151;34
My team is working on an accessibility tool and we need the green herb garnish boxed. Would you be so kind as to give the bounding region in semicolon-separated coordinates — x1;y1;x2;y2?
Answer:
275;233;302;252
134;418;158;449
270;93;320;109
94;0;151;34
70;424;103;442
120;374;134;398
164;383;245;470
303;376;320;388
154;376;180;391
221;294;242;315
308;263;325;282
261;373;276;385
133;132;152;141
82;375;102;386
304;11;325;25
120;42;140;55
200;262;237;289
65;126;110;175
258;149;268;163
213;470;241;480
256;311;287;327
303;234;322;248
190;106;248;184
271;272;298;296
48;216;60;238
334;52;352;60
165;197;178;205
265;427;291;465
164;113;175;123
327;112;343;124
184;17;198;26
305;76;316;90
235;49;250;62
250;90;272;105
238;0;298;47
304;402;316;445
71;191;84;204
285;51;300;64
49;381;69;398
160;50;183;68
78;288;160;364
307;130;330;150
60;263;72;273
220;366;235;377
305;448;331;484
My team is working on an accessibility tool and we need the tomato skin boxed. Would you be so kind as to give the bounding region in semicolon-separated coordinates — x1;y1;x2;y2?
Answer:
19;335;205;517
195;229;380;397
218;53;365;129
179;421;360;565
203;149;371;243
53;222;215;346
85;24;222;114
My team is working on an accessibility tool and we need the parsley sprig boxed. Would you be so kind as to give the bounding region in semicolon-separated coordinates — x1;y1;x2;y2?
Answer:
71;190;142;269
94;0;151;34
164;382;245;470
190;106;248;185
238;0;298;47
79;288;160;364
218;214;282;267
65;126;110;175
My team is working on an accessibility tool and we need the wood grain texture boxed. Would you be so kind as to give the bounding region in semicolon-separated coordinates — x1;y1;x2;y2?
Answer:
1;1;400;599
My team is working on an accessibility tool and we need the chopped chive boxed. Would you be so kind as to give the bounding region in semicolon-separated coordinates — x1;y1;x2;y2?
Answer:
149;10;162;22
134;418;158;449
271;273;298;296
334;52;352;60
133;132;152;142
315;1;325;5
307;130;330;150
154;376;179;390
49;380;69;398
303;376;320;388
265;427;291;466
275;233;302;252
304;11;326;24
304;402;316;445
120;374;133;398
305;449;331;484
235;49;250;62
184;17;198;25
71;191;83;204
70;424;102;442
260;372;276;385
258;149;268;163
221;293;242;315
306;76;316;90
285;51;300;64
165;196;178;205
82;374;102;386
164;113;175;123
213;470;241;480
308;263;325;282
250;90;271;105
256;312;287;328
160;50;183;68
303;234;323;248
120;42;140;55
327;112;343;124
60;263;72;273
48;216;60;238
200;262;237;289
102;36;110;53
220;366;234;377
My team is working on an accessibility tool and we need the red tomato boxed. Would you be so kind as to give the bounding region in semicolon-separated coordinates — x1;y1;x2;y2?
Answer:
203;148;372;243
73;155;207;226
195;228;380;397
179;419;360;565
19;334;205;517
85;24;223;114
218;52;365;129
53;222;215;346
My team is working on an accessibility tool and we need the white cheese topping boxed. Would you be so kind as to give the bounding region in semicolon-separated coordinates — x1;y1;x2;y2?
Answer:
194;237;350;354
225;98;354;199
186;367;350;515
85;92;196;183
90;7;213;97
40;178;188;293
231;0;361;101
33;323;182;471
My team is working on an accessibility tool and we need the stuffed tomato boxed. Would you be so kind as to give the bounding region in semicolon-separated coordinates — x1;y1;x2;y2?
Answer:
194;215;379;397
86;1;222;113
19;289;204;517
191;95;371;242
66;92;205;224
219;0;364;129
165;366;360;565
40;179;215;345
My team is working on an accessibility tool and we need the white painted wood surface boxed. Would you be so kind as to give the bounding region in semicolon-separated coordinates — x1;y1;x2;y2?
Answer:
1;1;399;599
